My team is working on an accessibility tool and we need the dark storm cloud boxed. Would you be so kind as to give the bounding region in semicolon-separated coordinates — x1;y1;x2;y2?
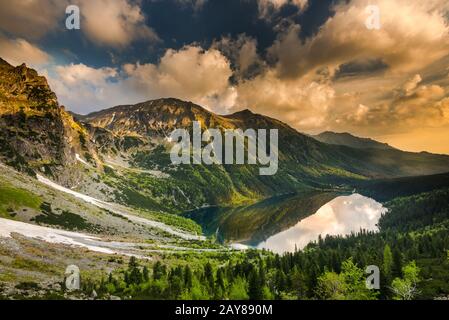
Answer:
142;0;277;57
335;58;389;79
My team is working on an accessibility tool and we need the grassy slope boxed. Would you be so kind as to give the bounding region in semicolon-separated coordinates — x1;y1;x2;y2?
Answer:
0;181;42;217
0;164;203;236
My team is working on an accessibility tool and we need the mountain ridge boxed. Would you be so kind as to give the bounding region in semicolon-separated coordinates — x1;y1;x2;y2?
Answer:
2;58;449;213
313;131;396;150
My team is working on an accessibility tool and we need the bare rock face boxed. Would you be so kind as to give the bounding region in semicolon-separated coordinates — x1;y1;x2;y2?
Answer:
0;60;58;107
82;98;236;139
0;58;99;181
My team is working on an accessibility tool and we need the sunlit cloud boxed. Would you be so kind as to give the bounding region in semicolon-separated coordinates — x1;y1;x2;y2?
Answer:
0;35;51;68
80;0;159;47
46;45;236;114
0;0;159;47
0;0;66;40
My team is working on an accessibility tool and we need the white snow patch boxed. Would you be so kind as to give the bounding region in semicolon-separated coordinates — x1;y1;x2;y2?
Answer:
0;218;152;259
229;243;250;251
176;187;191;204
75;153;89;166
109;112;116;125
36;175;204;241
0;217;114;254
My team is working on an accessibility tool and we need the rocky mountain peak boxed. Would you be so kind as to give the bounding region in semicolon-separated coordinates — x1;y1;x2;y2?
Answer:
82;97;236;139
0;57;100;180
0;57;12;67
0;59;57;112
230;109;253;117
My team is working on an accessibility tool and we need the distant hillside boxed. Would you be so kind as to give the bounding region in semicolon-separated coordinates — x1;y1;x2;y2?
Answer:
313;131;395;150
356;172;449;202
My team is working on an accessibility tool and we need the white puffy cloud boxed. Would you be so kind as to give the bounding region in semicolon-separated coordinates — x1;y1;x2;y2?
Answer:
327;74;448;135
79;0;159;47
269;0;449;79
47;63;128;112
229;0;449;139
122;45;236;112
54;64;117;86
401;74;422;96
237;39;259;75
234;69;335;130
47;46;236;114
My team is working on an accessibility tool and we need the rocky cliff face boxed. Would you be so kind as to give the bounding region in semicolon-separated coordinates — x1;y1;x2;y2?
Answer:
0;58;99;181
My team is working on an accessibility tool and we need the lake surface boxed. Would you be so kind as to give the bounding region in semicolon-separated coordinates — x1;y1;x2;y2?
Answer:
186;192;387;254
254;194;386;253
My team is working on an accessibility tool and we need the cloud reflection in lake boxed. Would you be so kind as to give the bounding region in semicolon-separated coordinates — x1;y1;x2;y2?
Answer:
255;194;387;254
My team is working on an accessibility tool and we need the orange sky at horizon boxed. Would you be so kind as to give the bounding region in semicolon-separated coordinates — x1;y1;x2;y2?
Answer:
372;127;449;155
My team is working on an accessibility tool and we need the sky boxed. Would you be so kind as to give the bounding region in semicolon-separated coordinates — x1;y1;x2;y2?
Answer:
0;0;449;154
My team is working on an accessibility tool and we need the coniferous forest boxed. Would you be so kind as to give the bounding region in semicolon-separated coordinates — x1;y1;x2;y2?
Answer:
80;188;449;300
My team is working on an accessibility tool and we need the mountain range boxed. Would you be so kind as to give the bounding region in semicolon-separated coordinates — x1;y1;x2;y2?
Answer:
2;58;449;214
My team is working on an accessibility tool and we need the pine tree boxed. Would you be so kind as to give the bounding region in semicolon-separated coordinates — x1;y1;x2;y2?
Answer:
392;249;403;278
248;269;263;300
153;261;166;280
129;256;138;269
143;266;149;282
215;268;225;291
204;262;215;293
382;244;393;279
184;265;193;289
129;265;142;285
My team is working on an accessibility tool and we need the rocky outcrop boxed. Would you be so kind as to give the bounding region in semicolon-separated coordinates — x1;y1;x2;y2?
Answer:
0;58;100;182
